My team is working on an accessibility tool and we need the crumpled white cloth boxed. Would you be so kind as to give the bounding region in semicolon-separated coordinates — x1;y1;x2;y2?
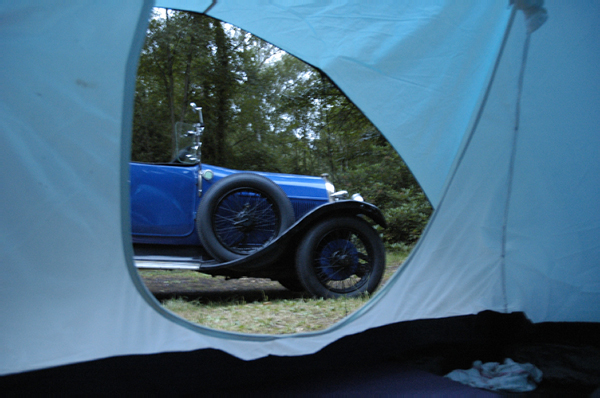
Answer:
445;358;543;392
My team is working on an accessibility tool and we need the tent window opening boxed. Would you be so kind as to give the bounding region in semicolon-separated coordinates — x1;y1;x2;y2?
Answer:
131;8;431;335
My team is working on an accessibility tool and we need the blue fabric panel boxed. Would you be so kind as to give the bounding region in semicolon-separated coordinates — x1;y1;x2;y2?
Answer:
159;0;512;206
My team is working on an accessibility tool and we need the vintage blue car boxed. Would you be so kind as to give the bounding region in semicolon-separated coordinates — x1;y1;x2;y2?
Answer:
131;104;387;298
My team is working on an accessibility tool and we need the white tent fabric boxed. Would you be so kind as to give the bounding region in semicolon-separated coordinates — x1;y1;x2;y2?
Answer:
1;0;599;376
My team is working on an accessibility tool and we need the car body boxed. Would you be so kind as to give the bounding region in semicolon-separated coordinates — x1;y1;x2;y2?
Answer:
130;162;331;246
130;107;387;298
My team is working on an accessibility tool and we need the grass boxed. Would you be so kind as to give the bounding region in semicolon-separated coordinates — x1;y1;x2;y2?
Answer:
144;249;410;335
163;295;373;334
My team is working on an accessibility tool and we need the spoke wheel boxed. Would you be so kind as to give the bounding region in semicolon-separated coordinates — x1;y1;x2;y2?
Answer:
213;188;279;254
197;173;294;262
295;216;385;298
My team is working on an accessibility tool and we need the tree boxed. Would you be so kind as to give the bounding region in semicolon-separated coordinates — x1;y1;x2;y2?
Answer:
132;9;432;246
133;10;213;162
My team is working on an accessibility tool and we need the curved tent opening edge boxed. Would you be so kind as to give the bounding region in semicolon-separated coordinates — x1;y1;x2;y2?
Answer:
120;4;415;343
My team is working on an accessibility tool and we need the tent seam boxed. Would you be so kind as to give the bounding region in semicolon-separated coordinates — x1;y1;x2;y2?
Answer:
203;0;217;14
434;7;517;210
415;7;517;315
501;29;533;313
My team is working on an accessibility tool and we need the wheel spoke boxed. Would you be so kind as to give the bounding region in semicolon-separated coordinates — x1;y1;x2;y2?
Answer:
211;188;282;254
310;228;374;293
295;216;384;298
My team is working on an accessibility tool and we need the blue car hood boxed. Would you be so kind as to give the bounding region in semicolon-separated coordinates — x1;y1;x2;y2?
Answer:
203;164;330;202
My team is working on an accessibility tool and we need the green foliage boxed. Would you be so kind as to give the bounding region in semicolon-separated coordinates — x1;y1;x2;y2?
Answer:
335;140;432;245
132;8;432;245
382;191;432;244
133;9;213;162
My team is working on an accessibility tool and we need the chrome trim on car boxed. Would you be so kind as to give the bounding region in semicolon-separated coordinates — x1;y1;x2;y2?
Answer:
321;173;335;202
135;260;201;271
198;169;214;197
331;190;349;201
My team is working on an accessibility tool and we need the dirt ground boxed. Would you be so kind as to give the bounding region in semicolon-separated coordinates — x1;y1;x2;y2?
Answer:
141;272;307;302
140;262;403;302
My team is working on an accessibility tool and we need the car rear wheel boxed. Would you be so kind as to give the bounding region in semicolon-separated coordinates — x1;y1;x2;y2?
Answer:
295;216;385;298
197;173;295;262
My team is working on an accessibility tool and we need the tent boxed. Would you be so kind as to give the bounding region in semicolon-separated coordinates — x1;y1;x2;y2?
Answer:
1;0;599;394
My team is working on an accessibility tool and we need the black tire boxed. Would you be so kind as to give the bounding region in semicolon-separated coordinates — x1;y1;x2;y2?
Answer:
295;216;385;298
277;277;305;292
197;173;295;262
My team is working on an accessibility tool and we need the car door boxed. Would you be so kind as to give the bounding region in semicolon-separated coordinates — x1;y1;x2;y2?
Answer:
130;162;199;238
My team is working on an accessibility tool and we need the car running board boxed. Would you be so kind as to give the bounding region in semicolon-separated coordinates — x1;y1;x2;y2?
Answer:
135;260;201;271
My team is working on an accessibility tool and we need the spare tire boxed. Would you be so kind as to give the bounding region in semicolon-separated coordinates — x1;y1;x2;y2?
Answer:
196;173;295;262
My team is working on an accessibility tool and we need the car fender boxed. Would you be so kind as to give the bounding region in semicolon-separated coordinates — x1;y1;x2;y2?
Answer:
199;201;386;273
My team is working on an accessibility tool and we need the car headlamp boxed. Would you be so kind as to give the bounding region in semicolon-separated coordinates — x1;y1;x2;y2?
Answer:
202;169;214;180
351;193;364;202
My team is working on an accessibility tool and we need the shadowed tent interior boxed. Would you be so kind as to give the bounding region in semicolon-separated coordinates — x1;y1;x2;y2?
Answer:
1;0;599;394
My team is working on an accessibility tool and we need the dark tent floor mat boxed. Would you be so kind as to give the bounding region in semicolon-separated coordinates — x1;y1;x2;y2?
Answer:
2;311;599;396
0;357;495;397
243;361;497;397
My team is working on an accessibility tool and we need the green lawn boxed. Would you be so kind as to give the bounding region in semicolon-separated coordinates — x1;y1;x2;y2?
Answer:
144;250;409;335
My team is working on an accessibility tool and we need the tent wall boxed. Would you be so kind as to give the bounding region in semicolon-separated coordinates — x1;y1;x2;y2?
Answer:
1;0;598;377
504;3;600;321
364;1;600;324
189;1;513;206
153;0;600;323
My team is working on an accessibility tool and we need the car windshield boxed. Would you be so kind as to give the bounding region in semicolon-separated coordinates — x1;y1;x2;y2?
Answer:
173;121;202;164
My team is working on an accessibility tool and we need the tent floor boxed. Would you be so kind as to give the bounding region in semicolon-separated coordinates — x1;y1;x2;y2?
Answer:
2;311;599;396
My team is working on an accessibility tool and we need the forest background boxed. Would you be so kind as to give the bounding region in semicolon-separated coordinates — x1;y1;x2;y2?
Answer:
132;9;432;247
